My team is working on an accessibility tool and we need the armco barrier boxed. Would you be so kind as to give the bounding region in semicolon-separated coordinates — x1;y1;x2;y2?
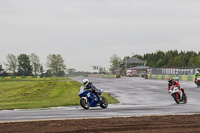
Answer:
88;74;104;78
89;74;116;79
0;76;40;79
148;75;195;81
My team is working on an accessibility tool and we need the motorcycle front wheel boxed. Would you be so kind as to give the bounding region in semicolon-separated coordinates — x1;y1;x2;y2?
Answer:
172;93;180;104
80;98;90;109
100;96;108;109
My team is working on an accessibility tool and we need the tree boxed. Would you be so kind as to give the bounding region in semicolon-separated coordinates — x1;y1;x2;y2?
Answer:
57;71;65;77
167;55;186;67
123;56;130;62
17;54;32;76
0;71;8;76
40;65;44;77
45;69;51;77
188;55;200;68
46;54;66;76
40;66;44;74
4;54;18;75
67;68;76;77
29;53;41;76
109;54;122;73
155;59;165;68
0;63;4;74
110;54;122;67
133;54;143;60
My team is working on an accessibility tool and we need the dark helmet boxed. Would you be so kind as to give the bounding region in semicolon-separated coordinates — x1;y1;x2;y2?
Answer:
168;78;173;84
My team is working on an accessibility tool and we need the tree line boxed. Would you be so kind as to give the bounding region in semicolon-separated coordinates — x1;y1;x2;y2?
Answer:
0;53;66;77
110;50;200;73
133;50;200;68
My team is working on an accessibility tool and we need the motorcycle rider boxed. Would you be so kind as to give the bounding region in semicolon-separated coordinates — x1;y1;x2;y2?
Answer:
194;71;200;84
82;79;102;101
168;78;186;95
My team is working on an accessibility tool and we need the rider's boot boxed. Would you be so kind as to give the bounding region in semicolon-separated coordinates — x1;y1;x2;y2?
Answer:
180;88;186;96
183;90;186;96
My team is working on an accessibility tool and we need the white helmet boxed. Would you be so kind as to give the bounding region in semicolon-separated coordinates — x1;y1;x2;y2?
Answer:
196;71;199;74
83;79;89;86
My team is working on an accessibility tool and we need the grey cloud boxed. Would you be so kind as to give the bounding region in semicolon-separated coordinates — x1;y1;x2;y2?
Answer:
1;0;200;71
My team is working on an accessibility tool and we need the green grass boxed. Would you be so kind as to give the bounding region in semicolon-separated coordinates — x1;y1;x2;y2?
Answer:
102;92;119;104
0;77;119;110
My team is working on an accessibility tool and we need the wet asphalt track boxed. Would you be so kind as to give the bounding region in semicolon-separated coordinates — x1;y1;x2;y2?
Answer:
1;77;200;122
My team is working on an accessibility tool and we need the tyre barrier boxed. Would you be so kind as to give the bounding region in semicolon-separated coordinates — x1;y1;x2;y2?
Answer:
0;76;40;79
147;75;194;81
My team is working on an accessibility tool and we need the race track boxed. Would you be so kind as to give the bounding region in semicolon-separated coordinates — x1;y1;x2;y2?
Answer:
1;77;200;122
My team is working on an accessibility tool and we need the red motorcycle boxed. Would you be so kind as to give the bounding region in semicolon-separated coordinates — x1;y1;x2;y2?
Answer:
195;77;200;88
169;86;187;104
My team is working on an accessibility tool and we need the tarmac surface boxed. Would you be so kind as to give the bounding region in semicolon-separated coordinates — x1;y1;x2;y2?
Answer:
1;77;200;122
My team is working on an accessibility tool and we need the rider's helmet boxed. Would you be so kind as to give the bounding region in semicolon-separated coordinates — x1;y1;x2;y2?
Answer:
83;79;89;86
83;79;92;88
168;78;173;84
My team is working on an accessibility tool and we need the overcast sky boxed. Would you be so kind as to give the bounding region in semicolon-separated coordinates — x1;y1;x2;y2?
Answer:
1;0;200;72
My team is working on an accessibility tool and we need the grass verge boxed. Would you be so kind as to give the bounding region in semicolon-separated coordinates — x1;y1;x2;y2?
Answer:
0;77;118;110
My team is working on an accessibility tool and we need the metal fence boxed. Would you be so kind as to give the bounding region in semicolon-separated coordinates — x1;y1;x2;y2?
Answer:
152;68;200;75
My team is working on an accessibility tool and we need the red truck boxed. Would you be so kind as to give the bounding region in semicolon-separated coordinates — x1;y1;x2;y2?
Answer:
127;70;138;77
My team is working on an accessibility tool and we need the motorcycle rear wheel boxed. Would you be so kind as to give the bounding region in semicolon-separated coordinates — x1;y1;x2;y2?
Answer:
80;98;90;109
197;82;200;88
183;95;187;104
100;96;108;109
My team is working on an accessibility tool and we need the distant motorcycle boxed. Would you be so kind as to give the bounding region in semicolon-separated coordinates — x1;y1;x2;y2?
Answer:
195;77;200;88
169;86;187;104
79;86;108;109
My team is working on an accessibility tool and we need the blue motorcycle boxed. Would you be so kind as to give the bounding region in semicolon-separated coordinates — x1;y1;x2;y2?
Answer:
79;86;108;109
